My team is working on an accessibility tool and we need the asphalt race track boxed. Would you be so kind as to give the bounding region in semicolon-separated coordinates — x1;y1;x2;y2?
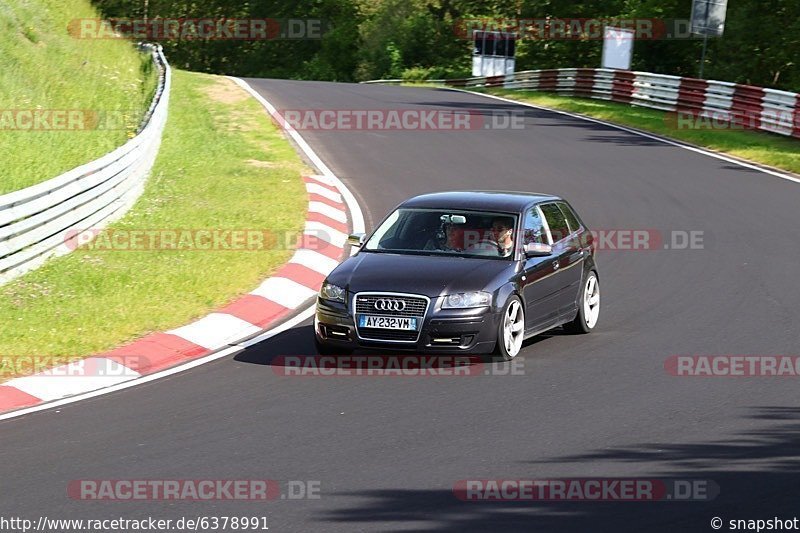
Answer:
2;80;800;532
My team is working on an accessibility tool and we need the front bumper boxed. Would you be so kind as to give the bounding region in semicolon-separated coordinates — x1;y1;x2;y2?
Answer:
314;297;500;354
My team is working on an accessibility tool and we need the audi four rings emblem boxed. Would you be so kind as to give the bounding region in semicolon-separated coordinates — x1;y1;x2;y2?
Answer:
374;299;406;311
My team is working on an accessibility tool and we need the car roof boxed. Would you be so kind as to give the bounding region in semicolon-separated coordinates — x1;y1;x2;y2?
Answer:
399;191;562;212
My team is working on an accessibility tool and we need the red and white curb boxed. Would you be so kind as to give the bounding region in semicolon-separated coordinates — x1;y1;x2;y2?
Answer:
0;77;365;420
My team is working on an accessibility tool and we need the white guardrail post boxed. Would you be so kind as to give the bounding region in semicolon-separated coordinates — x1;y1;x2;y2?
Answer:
0;44;171;285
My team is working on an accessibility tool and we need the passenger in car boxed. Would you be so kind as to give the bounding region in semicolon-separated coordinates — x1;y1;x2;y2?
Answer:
424;220;466;252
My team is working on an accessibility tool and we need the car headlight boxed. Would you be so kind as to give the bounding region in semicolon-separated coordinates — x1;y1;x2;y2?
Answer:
442;291;492;309
320;281;346;303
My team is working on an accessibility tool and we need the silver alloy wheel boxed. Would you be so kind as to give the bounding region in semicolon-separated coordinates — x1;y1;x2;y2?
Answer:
503;299;525;358
583;273;600;329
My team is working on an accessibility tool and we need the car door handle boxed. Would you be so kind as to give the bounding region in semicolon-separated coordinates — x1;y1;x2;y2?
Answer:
552;260;560;270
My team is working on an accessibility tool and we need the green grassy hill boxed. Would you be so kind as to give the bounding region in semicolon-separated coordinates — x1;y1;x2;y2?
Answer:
0;0;157;194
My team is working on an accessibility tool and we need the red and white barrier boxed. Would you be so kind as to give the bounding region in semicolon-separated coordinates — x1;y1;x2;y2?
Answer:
438;68;800;139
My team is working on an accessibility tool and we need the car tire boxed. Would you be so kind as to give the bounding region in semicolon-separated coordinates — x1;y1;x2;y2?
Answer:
564;270;600;334
314;336;352;356
493;295;525;361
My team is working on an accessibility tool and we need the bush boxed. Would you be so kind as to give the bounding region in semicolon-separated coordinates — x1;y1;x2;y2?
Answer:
401;65;471;82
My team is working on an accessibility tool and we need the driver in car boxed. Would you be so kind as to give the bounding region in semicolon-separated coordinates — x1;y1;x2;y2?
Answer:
465;217;515;257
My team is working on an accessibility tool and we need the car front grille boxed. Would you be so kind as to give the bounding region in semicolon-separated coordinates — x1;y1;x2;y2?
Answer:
354;293;429;343
355;294;428;317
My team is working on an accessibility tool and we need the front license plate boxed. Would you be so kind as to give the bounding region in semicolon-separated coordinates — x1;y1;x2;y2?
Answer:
358;315;418;330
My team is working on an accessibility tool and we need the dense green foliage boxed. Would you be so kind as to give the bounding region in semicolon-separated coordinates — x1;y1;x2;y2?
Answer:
91;0;799;91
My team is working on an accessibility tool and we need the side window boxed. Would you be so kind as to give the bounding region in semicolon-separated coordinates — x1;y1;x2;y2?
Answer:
540;203;570;243
557;202;581;234
522;208;547;245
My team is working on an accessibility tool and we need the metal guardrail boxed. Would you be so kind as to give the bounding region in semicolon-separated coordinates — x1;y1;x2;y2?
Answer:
368;69;800;140
0;44;171;285
360;79;445;85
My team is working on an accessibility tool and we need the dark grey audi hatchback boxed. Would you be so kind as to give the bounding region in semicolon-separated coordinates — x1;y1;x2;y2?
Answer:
314;191;599;360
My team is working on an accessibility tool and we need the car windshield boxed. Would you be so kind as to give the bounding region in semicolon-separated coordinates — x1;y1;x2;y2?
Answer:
363;208;517;260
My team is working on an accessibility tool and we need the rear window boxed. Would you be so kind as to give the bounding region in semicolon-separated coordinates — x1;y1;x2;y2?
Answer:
557;202;582;233
540;203;570;243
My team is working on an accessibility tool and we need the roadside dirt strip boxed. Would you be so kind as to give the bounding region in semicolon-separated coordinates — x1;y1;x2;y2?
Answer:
0;173;350;414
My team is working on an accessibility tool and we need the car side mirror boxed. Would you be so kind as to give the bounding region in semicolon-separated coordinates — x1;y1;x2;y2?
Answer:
347;233;366;247
524;242;552;257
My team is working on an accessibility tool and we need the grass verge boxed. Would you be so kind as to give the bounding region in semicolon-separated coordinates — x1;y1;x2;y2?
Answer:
0;70;308;369
0;0;158;194
476;89;800;175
